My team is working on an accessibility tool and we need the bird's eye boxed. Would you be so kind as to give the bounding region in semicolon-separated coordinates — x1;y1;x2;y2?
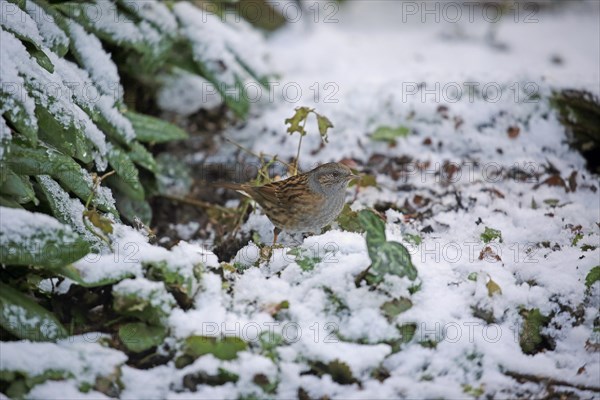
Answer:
332;172;339;178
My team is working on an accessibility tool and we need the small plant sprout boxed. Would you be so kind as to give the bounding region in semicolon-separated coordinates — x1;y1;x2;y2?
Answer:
285;107;334;176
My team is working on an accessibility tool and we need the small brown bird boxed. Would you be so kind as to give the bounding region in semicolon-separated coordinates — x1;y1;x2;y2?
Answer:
220;162;358;243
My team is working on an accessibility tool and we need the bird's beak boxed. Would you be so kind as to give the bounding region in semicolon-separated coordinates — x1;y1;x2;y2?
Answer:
348;174;360;180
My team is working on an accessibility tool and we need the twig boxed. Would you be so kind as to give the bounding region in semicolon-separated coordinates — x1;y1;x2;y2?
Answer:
223;136;292;169
158;193;236;214
85;170;116;209
504;370;600;393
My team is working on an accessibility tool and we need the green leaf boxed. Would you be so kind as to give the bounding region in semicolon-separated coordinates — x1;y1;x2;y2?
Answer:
371;126;410;144
335;204;364;233
114;193;152;226
125;111;188;143
55;1;169;59
0;207;90;269
0;282;68;341
0;7;55;73
107;146;145;201
0;196;23;208
481;226;503;243
27;0;70;57
6;144;116;214
316;113;333;143
285;107;312;135
55;263;134;288
112;280;175;325
380;298;412;322
119;322;167;353
183;336;247;361
21;36;55;73
36;105;94;164
128;141;158;173
287;248;320;272
358;209;418;283
144;260;202;307
0;86;37;145
403;233;422;246
0;169;37;205
519;308;550;355
358;209;386;245
585;266;600;288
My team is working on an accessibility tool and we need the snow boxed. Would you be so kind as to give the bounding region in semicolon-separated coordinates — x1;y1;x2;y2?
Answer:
120;0;178;35
76;0;162;49
24;0;69;53
157;69;222;116
173;2;268;87
0;336;126;384
27;381;110;400
0;206;74;245
66;20;123;101
0;116;11;160
36;175;104;248
0;0;43;45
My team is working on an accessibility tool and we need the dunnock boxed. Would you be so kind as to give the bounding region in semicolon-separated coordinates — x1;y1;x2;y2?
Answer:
220;162;358;243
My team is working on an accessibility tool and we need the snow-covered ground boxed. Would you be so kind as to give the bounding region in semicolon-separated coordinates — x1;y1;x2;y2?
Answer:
2;1;599;399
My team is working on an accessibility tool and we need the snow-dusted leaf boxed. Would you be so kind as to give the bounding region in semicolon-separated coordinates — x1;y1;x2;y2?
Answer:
91;96;135;146
0;282;68;341
481;226;503;243
65;19;123;100
0;339;126;397
117;0;177;36
107;145;144;200
143;259;201;307
156;69;223;115
112;278;176;325
519;308;550;355
173;1;269;117
380;298;412;322
25;0;70;56
0;0;54;72
7;144;116;214
0;206;90;268
0;31;38;144
36;103;95;164
56;0;169;59
35;175;106;248
0;116;11;161
125;110;188;144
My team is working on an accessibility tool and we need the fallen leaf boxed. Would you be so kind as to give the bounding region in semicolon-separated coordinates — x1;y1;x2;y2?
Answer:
568;171;577;192
487;278;502;296
479;246;502;262
507;126;520;138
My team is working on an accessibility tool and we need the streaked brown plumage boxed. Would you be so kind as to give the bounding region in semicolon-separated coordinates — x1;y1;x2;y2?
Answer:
219;162;357;243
